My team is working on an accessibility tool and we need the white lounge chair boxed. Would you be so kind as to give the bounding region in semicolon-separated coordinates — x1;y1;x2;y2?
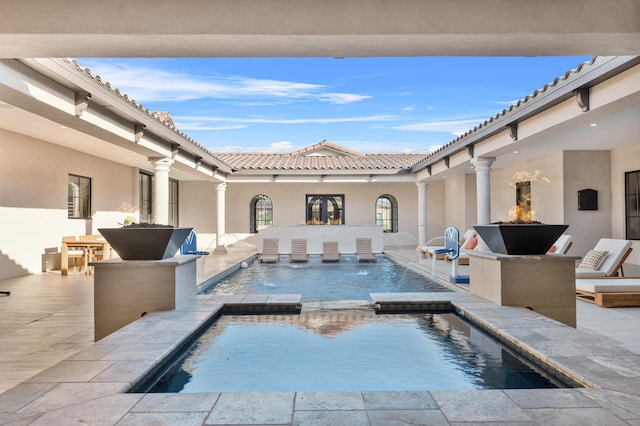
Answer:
259;238;279;263
576;278;640;307
290;238;309;263
355;238;376;262
575;238;633;278
548;234;573;255
321;241;340;262
421;229;476;259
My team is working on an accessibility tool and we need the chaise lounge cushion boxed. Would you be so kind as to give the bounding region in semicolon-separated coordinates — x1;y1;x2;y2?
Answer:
575;238;633;278
578;250;609;270
576;278;640;293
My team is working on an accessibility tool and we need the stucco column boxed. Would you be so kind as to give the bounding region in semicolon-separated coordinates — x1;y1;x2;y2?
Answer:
215;182;227;252
150;157;173;225
416;182;427;247
472;157;495;225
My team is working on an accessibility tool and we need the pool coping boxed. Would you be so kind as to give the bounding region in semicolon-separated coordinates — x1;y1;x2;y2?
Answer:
2;275;640;423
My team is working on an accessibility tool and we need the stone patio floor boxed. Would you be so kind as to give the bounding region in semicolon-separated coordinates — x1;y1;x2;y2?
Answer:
0;248;639;425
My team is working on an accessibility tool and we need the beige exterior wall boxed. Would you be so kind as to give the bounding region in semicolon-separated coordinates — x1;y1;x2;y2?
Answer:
0;129;137;279
425;180;446;242
611;144;640;264
490;151;565;225
563;151;612;256
179;181;423;249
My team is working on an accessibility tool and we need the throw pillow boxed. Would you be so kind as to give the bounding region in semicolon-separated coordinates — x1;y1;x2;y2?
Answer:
578;250;609;270
464;237;478;250
547;245;556;253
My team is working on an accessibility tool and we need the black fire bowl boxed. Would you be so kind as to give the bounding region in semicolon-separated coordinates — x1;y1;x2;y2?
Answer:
98;227;193;260
473;224;568;255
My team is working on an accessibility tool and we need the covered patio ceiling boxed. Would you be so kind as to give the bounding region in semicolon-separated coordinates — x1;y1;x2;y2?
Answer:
1;0;639;58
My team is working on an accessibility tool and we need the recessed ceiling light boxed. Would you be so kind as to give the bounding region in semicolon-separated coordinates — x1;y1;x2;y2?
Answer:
60;125;68;129
589;123;598;127
513;150;519;154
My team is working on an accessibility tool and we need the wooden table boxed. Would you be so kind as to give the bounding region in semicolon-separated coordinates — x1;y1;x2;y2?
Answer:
61;239;111;275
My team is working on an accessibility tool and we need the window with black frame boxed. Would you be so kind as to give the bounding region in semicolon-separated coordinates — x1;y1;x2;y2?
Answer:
250;194;273;233
139;171;153;223
168;178;178;226
306;194;344;225
626;170;640;240
376;194;398;233
67;174;91;219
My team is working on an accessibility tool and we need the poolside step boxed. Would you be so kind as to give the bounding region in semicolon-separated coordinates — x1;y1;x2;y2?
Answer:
371;292;456;313
212;293;303;314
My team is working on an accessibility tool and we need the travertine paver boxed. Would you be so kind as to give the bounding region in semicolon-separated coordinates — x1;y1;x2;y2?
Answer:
367;409;450;426
292;409;370;426
28;394;143;425
431;389;533;422
205;392;295;425
131;393;219;413
117;411;209;426
504;388;600;409
295;391;365;410
524;407;629;425
362;390;438;410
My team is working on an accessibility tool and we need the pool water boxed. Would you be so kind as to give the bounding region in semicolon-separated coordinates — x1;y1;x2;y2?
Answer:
206;256;450;301
148;312;567;393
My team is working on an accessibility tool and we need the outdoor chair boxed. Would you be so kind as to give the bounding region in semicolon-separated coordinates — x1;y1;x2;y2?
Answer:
321;241;340;262
289;238;309;263
575;238;633;278
576;278;640;307
62;236;86;273
260;238;280;263
548;234;573;254
446;231;480;265
422;228;476;259
355;237;376;262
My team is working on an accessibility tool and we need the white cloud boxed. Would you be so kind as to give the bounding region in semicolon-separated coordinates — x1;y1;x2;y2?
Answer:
213;141;296;154
402;105;416;112
393;118;484;135
78;60;369;105
318;93;371;104
174;114;395;126
265;141;295;153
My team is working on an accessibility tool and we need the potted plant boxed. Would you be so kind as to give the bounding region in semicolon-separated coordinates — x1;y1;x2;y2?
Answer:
99;223;193;260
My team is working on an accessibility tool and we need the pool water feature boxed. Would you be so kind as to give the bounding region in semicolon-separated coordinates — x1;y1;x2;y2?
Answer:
206;256;449;301
148;311;568;393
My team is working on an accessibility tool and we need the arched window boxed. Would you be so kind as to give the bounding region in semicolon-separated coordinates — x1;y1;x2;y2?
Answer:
250;195;273;233
376;194;398;233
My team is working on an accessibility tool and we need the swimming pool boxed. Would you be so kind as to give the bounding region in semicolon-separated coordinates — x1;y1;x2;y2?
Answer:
205;256;450;301
148;311;567;393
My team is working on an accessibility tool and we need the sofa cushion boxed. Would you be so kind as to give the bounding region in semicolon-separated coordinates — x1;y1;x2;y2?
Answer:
578;250;609;270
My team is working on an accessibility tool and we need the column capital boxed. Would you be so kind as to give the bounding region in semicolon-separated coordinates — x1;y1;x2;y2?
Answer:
471;156;496;169
416;181;427;189
215;182;227;191
149;156;174;171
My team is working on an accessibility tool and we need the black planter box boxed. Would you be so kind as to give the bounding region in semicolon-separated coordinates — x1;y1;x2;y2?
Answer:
473;224;568;255
98;227;193;260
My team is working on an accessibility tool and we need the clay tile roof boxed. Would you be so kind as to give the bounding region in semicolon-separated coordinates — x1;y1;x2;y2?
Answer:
216;141;429;173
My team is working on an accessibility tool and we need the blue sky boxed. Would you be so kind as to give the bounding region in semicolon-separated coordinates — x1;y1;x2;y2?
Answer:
77;57;591;154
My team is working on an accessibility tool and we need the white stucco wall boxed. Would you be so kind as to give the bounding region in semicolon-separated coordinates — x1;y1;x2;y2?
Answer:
563;150;612;256
611;143;640;264
0;129;137;279
183;180;423;249
490;152;565;225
